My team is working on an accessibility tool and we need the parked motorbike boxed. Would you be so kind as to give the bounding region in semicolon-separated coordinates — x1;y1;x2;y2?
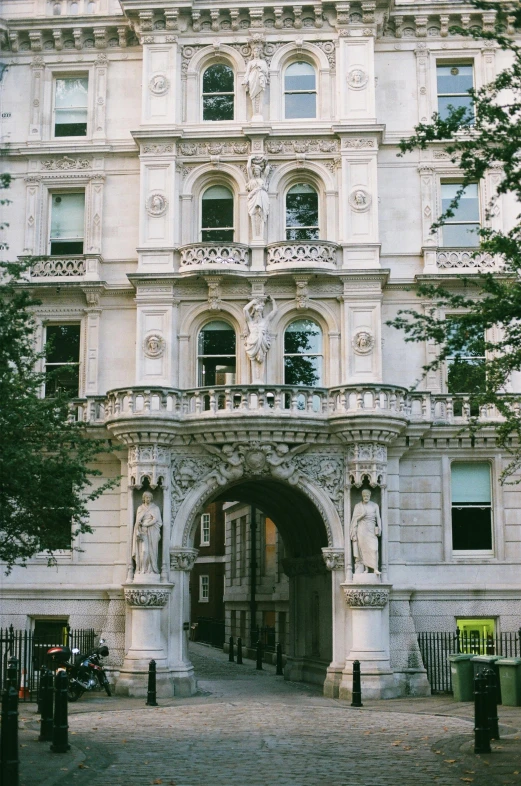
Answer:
46;639;112;702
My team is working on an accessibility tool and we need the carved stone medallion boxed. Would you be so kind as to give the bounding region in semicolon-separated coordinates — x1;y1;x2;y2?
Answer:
170;548;199;571
144;333;166;359
124;588;170;607
149;73;170;95
146;192;168;217
347;67;369;89
343;588;389;608
322;548;345;571
348;188;371;212
352;330;375;355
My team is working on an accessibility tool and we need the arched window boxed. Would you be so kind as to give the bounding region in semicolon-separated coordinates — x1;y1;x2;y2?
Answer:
53;2;62;14
202;64;234;121
198;321;236;386
285;184;319;240
284;319;322;386
284;62;316;119
201;186;234;241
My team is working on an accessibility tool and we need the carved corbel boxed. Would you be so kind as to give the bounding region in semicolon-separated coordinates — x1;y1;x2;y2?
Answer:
322;549;345;571
230;9;240;30
249;7;265;29
440;16;449;37
414;16;428;37
294;276;310;309
94;29;107;49
117;27;128;47
205;276;222;311
293;6;303;28
394;15;403;37
482;12;496;33
210;9;220;31
139;11;154;31
8;32;19;53
165;9;179;30
361;2;376;25
273;7;284;28
460;14;471;30
52;30;63;51
192;10;201;31
336;3;350;28
314;4;324;27
73;29;83;50
29;31;42;52
170;548;199;572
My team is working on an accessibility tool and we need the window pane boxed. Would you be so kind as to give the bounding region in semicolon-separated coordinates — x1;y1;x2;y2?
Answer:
447;358;486;394
198;321;236;355
284;355;322;386
284;320;322;354
51;193;85;240
201;228;234;242
203;95;234;121
39;511;72;550
55;78;88;110
285;93;316;119
46;325;81;364
452;506;492;550
441;223;480;247
452;462;491;504
202;198;234;228
437;65;473;94
203;64;234;94
286;227;320;240
286;185;318;228
438;95;473;122
285;62;316;90
441;183;479;221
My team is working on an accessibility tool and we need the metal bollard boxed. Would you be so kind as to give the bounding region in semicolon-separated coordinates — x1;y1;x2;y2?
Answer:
484;667;500;740
0;684;19;786
50;670;70;753
236;637;243;665
256;639;263;671
39;669;55;743
6;657;18;692
276;643;283;676
146;659;158;707
351;660;363;707
229;636;235;663
474;671;491;754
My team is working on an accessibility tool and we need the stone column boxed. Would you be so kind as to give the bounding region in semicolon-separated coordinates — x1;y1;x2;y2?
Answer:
168;548;199;696
322;549;346;698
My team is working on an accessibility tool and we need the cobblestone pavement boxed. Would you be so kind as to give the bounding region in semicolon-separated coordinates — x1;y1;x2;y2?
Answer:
17;644;521;786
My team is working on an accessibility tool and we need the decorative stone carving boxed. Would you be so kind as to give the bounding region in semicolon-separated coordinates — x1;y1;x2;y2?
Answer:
178;141;249;157
246;154;270;235
142;144;174;155
171;456;219;519
282;555;327;577
342;138;375;149
149;73;170;95
244;295;278;381
201;441;309;486
146;192;168;217
124;588;169;607
132;491;163;576
347;67;368;89
295;453;344;522
315;40;336;69
242;42;269;119
179;244;249;268
347;443;387;488
294;277;310;309
267;241;337;268
143;333;165;359
349;188;372;212
128;445;170;489
322;548;345;571
352;330;375;355
343;588;389;608
170;549;199;571
31;258;86;278
205;276;222;311
436;250;496;269
41;157;91;170
265;138;339;154
350;489;381;575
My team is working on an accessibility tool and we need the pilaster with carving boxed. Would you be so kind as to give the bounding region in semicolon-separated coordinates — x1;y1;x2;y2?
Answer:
93;53;108;141
29;57;45;140
340;277;383;383
82;286;103;396
414;44;430;124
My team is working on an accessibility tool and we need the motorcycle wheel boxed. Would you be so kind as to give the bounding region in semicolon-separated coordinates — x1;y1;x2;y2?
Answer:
67;682;84;702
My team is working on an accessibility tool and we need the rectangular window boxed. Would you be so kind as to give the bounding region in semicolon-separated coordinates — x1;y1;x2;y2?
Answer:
199;575;209;602
50;192;85;255
54;77;88;137
446;320;486;397
451;462;492;552
200;513;211;546
437;63;474;122
441;183;480;248
456;618;496;654
45;324;81;397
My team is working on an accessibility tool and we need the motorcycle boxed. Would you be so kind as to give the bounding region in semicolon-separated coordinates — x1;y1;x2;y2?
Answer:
46;639;112;702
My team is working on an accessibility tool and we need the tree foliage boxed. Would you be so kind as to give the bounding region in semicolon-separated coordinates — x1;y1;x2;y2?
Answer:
0;175;116;572
388;1;521;479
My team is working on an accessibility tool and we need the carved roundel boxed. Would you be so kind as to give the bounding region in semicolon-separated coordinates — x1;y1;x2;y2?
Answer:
144;333;166;359
149;73;170;95
146;192;168;217
244;449;267;472
348;188;371;212
352;330;375;355
347;67;369;90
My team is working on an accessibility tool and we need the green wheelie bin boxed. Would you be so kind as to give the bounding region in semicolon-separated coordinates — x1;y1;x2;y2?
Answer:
498;658;521;707
449;654;475;701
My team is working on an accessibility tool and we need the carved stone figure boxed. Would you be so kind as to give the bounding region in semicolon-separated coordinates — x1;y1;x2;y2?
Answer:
265;443;308;484
242;43;269;119
132;491;162;575
204;444;245;486
143;333;165;358
243;295;277;382
246;155;270;235
350;489;381;575
352;329;375;355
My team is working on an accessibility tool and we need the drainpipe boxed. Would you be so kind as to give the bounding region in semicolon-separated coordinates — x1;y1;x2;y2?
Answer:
250;505;257;646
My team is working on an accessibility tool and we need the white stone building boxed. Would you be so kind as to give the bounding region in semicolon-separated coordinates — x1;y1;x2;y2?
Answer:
1;0;520;699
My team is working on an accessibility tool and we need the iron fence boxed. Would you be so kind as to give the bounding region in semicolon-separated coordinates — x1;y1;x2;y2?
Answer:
195;617;225;648
418;630;521;694
0;625;96;702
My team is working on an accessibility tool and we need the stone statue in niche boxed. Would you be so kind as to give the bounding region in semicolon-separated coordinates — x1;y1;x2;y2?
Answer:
242;43;269;119
350;489;382;576
243;295;277;382
132;491;162;576
246;155;270;236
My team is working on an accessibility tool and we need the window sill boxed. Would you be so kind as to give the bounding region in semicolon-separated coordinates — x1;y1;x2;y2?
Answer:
451;551;495;561
199;543;210;548
33;550;73;563
199;597;209;603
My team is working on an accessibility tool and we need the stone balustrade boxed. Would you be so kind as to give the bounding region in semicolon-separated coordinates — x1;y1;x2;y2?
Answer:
70;385;513;427
436;249;497;269
178;243;250;271
266;241;339;270
25;254;102;281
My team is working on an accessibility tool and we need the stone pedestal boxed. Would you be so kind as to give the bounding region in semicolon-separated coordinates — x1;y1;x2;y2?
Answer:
339;578;401;700
116;584;175;698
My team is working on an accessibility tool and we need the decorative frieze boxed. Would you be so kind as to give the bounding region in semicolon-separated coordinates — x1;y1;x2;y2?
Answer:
41;156;92;171
343;587;389;608
347;443;387;488
266;138;339;154
178;141;249;157
170;549;199;572
342;138;376;149
124;588;170;607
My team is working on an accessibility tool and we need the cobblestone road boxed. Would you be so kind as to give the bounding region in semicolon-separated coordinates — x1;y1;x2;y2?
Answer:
19;645;521;786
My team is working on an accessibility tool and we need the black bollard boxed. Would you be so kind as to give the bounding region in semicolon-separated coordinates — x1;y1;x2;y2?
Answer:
39;669;54;743
236;637;243;665
51;670;70;753
256;639;263;670
0;684;19;786
229;636;235;663
484;667;500;740
276;643;283;676
351;660;363;707
7;656;18;692
474;671;491;754
146;659;158;707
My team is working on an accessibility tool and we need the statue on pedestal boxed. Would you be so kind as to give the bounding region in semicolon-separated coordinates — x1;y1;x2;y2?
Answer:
350;489;381;576
242;43;269;119
132;491;162;576
246;155;270;237
243;295;277;382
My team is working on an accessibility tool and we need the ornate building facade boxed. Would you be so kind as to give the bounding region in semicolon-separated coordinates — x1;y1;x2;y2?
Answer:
1;0;520;699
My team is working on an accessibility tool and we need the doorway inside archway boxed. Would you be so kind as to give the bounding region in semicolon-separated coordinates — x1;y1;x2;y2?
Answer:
188;479;332;688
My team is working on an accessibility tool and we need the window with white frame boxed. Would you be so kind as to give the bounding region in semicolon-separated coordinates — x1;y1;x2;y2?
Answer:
197;320;236;386
440;183;480;248
202;64;234;121
436;63;474;123
50;192;85;255
451;462;492;552
201;186;234;241
199;574;209;602
200;513;211;546
284;319;323;386
284;62;317;119
446;319;486;396
44;324;81;397
54;77;88;137
285;184;319;240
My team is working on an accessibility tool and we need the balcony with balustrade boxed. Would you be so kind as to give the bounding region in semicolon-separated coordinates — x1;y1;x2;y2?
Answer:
23;254;103;283
423;247;501;274
178;243;250;272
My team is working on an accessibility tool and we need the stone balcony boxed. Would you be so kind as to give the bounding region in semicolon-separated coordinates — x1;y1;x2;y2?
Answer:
423;247;500;274
266;241;339;271
25;254;102;282
178;243;250;272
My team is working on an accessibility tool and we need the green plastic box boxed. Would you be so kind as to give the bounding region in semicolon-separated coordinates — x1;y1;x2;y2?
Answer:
449;654;475;701
498;658;521;707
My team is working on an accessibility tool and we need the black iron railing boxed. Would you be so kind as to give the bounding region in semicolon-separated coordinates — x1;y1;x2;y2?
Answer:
0;625;96;702
195;617;225;648
418;629;521;694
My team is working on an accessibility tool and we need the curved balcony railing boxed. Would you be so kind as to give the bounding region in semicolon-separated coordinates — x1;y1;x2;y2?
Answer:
178;243;250;271
71;387;514;427
23;254;102;281
266;241;339;270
